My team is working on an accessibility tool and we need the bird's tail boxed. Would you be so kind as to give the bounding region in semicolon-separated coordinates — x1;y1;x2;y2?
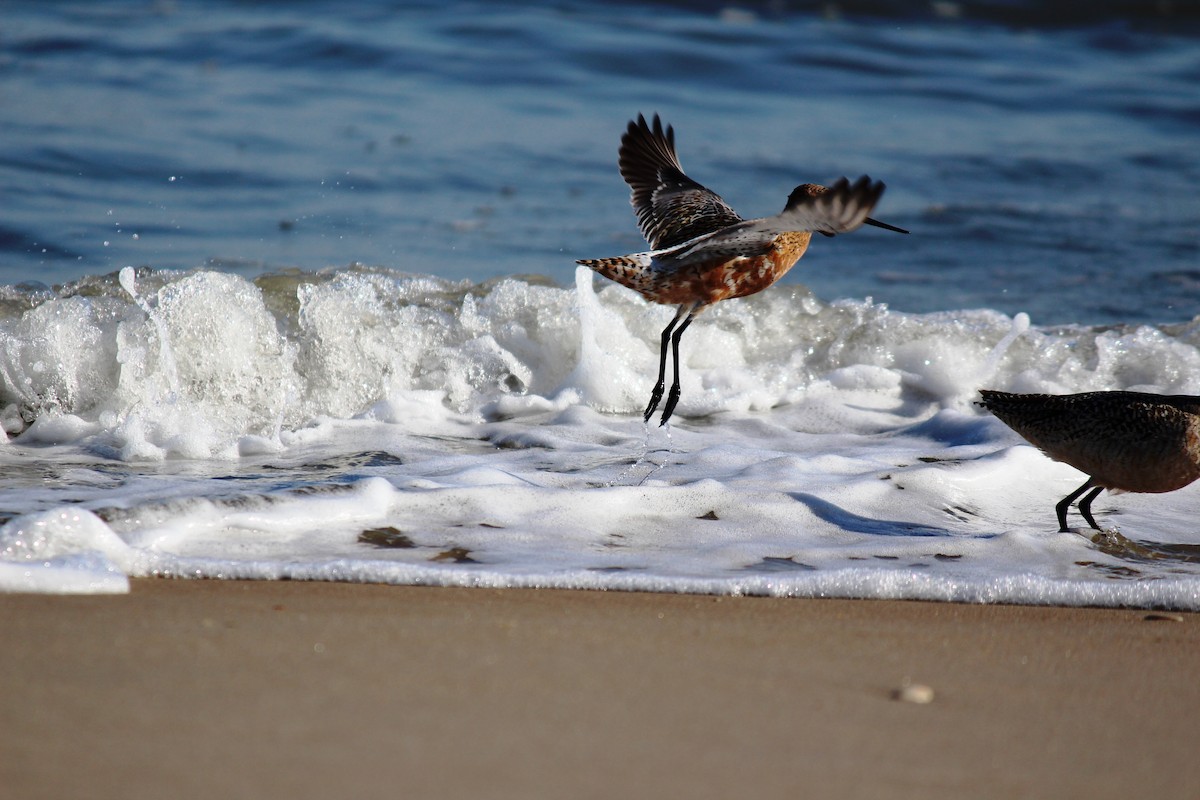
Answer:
575;252;655;292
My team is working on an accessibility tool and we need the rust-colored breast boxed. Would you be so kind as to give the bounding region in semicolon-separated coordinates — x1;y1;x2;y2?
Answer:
644;232;813;307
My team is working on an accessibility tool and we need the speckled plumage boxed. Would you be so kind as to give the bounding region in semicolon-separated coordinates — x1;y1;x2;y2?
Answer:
978;389;1200;531
617;112;742;251
577;113;907;426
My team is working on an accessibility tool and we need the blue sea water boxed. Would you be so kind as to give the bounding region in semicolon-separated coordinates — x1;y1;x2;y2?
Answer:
6;0;1199;322
3;0;1200;602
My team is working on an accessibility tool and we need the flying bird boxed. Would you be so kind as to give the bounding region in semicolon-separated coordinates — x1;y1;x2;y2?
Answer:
978;389;1200;531
577;113;908;426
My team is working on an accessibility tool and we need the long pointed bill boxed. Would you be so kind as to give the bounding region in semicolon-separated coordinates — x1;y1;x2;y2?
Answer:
865;217;909;234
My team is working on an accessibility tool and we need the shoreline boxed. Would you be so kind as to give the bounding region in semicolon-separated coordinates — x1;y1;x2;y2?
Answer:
4;578;1198;799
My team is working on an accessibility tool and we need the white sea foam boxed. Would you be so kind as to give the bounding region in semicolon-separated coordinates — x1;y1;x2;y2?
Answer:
2;266;1199;605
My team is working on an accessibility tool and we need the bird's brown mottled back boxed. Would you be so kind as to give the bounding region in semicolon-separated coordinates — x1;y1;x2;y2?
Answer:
979;390;1200;494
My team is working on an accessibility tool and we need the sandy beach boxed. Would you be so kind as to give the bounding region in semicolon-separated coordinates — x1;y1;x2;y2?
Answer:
3;579;1197;799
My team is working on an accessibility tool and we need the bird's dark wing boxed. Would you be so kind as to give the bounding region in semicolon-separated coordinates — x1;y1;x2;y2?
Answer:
619;113;743;250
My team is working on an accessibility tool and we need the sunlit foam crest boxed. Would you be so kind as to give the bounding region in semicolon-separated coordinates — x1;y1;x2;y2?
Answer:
1;266;1199;459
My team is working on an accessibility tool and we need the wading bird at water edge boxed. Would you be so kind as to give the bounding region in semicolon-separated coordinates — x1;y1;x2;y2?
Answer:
577;113;908;426
978;389;1200;532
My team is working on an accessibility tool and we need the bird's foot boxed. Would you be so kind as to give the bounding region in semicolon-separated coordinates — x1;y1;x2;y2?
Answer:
658;384;682;427
643;381;665;423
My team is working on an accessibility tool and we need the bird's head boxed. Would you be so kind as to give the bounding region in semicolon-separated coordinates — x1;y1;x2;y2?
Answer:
783;183;827;212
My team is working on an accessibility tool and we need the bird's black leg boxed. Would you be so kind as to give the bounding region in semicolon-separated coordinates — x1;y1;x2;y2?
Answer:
658;311;695;426
644;314;681;422
1077;486;1105;531
1055;478;1096;532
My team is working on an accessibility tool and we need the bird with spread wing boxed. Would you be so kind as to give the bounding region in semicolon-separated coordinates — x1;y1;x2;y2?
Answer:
578;113;908;426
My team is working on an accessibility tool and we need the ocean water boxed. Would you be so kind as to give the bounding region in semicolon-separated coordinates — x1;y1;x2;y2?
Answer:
3;0;1200;605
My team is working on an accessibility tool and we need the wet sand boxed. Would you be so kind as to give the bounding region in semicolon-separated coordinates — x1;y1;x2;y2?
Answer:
3;579;1198;799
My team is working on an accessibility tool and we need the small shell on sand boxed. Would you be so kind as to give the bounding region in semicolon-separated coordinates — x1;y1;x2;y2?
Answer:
892;683;935;704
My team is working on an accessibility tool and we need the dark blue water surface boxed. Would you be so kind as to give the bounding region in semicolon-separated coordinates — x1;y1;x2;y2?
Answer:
3;0;1199;324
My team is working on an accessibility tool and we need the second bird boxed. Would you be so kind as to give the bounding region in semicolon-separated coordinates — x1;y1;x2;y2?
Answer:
578;113;908;426
979;389;1200;532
